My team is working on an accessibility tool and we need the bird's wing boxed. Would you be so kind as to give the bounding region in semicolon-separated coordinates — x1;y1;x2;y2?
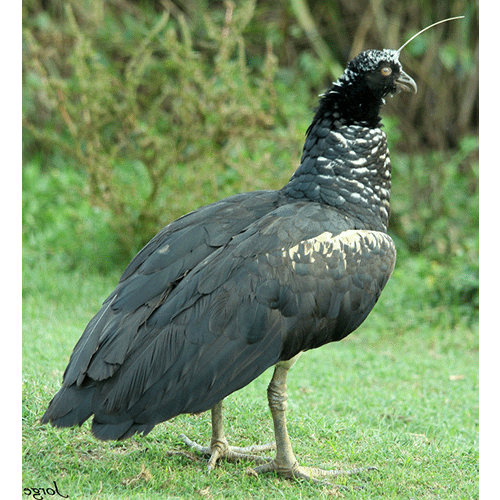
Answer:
58;190;283;388
42;200;395;440
80;202;393;438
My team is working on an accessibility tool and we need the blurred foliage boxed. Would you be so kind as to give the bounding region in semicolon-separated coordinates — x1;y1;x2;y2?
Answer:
22;0;478;321
23;0;306;260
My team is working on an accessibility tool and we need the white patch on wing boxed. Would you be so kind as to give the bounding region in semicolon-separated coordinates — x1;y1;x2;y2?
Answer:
284;230;392;267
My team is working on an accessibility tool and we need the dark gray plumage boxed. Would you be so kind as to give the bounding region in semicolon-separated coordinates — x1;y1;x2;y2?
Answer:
42;48;416;480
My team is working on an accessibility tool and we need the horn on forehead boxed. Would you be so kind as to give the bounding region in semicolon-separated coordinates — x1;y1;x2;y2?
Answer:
396;16;464;56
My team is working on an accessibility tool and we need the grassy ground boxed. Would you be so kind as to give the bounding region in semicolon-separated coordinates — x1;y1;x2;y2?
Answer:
22;252;478;499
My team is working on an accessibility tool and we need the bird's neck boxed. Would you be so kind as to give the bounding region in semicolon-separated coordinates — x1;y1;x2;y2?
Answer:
282;96;391;232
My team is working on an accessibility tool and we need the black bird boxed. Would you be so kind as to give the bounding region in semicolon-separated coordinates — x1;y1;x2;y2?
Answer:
42;48;417;481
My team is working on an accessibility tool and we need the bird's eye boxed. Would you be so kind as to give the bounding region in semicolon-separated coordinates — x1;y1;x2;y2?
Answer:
381;66;392;77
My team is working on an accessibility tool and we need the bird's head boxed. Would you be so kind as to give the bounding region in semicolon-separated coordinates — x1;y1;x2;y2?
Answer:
312;17;463;128
320;49;416;127
341;49;417;100
340;49;417;111
339;15;465;103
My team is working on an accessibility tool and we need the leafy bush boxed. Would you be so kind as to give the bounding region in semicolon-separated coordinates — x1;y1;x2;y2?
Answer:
389;136;478;319
23;0;307;258
23;160;122;274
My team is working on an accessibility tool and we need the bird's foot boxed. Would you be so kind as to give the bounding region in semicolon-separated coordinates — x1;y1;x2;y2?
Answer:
179;433;276;472
248;459;377;485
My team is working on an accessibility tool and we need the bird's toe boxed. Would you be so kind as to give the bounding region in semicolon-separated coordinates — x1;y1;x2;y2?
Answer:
249;459;377;485
179;434;275;472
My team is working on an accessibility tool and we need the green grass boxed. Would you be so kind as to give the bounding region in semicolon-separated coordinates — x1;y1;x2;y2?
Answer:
22;252;478;499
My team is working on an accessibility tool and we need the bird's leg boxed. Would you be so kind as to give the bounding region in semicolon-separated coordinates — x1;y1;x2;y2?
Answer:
180;400;275;472
251;353;375;483
250;354;301;478
207;400;229;470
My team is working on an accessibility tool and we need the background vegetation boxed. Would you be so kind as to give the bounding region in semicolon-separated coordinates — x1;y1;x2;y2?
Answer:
23;0;478;497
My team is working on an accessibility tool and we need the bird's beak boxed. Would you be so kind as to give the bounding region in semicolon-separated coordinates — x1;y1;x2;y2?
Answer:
395;70;417;94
